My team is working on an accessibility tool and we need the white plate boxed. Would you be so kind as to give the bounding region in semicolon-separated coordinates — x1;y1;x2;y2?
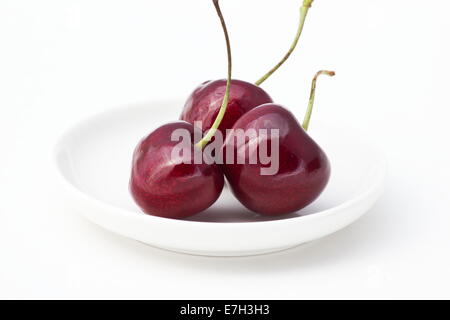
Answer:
54;101;386;256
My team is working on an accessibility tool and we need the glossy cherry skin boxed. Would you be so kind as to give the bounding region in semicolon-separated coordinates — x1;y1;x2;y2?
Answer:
180;79;273;134
222;103;330;215
130;121;224;219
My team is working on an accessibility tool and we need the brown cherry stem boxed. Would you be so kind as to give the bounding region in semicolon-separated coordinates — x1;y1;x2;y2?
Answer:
196;0;232;149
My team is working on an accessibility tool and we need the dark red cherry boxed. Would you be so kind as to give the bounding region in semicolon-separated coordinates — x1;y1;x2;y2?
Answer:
222;103;330;215
180;79;273;134
130;121;224;219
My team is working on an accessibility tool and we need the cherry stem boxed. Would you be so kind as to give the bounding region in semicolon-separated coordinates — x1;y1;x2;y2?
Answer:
196;0;232;150
254;0;314;86
302;70;335;131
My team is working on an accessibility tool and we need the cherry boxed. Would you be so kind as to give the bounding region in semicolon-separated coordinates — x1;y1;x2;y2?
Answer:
181;0;316;134
222;70;334;215
130;122;224;218
180;79;273;134
130;0;233;218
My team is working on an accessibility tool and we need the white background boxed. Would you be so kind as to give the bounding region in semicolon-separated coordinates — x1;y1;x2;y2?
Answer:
1;0;449;299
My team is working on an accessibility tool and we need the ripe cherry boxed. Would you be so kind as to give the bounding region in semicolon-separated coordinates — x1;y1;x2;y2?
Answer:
130;122;224;218
222;70;334;215
180;79;272;135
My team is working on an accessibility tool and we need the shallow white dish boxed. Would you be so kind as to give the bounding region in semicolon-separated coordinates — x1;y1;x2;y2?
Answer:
54;101;386;256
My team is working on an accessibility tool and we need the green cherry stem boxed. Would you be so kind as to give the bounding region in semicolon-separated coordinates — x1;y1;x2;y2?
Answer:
302;70;335;131
255;0;314;86
196;0;232;150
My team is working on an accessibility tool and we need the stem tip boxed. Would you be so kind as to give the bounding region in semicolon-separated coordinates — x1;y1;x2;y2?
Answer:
302;69;335;131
